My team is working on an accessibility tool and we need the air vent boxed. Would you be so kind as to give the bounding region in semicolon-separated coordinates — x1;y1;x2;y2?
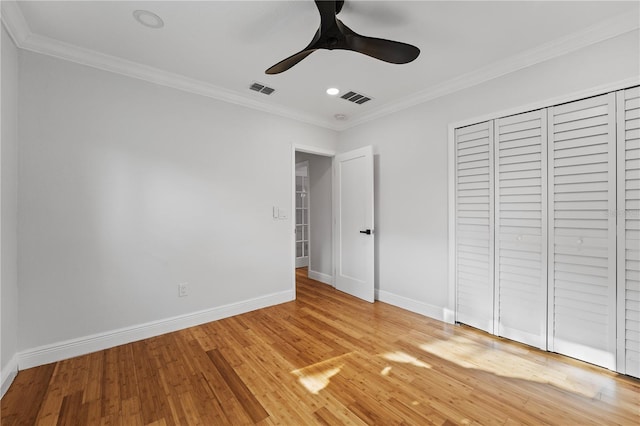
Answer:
249;82;275;95
340;91;372;105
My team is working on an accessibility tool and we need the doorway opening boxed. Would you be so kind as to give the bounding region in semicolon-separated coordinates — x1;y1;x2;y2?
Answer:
291;144;375;303
293;149;334;293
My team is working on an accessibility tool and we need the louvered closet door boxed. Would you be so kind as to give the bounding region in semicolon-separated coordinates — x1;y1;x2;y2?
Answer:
455;121;494;333
617;87;640;378
548;93;617;370
495;110;547;349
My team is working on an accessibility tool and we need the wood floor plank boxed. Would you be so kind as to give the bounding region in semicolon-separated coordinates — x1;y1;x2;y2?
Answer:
130;339;175;426
199;356;254;424
56;391;89;426
206;348;269;423
83;352;104;403
2;267;639;425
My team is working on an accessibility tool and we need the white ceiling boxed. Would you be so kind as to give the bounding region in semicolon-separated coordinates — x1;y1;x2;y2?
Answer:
5;1;639;129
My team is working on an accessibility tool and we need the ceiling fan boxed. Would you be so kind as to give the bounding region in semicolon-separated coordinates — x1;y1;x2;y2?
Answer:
265;0;420;74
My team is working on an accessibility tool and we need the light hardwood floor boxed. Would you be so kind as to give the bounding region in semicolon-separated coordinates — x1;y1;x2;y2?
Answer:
2;268;639;425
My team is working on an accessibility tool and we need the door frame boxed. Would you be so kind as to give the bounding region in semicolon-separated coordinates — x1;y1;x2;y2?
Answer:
291;144;336;297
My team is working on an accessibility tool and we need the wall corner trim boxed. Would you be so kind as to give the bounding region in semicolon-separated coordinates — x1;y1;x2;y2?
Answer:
308;270;334;286
17;290;294;371
1;1;30;46
0;355;19;399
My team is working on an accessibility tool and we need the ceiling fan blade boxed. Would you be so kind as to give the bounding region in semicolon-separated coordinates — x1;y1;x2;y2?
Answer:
265;49;316;75
347;35;420;64
314;0;337;34
338;20;420;64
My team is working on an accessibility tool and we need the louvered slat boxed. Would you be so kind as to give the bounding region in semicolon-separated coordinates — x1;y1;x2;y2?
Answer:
495;110;547;348
548;93;617;370
455;121;494;333
617;86;640;378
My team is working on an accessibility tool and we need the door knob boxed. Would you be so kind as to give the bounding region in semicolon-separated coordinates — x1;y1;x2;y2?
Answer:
359;229;372;235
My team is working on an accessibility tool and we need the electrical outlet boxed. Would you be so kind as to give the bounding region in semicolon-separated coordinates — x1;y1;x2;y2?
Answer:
178;283;188;297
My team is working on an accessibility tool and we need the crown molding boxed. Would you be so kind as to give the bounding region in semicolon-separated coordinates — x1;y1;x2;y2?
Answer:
1;0;30;45
340;11;640;131
24;33;340;130
1;1;340;131
2;2;637;133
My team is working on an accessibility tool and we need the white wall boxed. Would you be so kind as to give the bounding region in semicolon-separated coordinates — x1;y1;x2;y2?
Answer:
295;152;332;281
1;25;20;394
17;50;337;356
337;30;640;320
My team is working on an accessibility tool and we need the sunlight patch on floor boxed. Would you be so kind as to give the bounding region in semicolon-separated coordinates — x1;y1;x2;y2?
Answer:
295;367;342;394
291;353;351;395
380;351;432;369
418;335;613;398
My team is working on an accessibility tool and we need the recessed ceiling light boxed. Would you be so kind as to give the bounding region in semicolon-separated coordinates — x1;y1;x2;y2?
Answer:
326;88;340;96
334;114;348;121
133;10;164;29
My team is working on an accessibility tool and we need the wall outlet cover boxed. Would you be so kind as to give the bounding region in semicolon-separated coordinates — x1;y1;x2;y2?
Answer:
178;283;188;297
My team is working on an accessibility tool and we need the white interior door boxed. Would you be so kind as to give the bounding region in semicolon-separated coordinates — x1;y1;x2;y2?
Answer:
495;110;547;349
334;146;374;302
455;121;495;333
548;93;617;370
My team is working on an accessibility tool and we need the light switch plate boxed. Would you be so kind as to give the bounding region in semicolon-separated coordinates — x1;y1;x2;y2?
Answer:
178;283;188;297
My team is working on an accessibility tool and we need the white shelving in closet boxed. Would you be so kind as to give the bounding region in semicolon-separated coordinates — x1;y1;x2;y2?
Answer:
295;162;309;268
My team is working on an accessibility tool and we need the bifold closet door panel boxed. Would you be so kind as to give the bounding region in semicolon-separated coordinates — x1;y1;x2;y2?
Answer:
617;87;640;378
548;93;617;370
495;110;547;349
455;121;494;333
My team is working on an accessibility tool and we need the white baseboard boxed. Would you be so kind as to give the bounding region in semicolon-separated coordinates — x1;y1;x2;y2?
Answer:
18;290;294;370
376;290;453;324
308;270;333;286
1;355;19;398
442;308;455;324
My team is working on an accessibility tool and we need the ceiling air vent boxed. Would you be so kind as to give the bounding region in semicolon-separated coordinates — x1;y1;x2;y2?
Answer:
249;82;275;95
341;91;372;105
